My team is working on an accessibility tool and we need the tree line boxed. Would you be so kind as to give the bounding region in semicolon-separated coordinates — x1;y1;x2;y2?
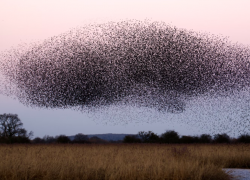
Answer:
123;130;250;144
0;113;102;144
1;113;250;144
0;113;33;143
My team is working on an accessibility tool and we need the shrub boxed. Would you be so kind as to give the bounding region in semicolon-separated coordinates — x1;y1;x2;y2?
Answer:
199;134;212;143
0;136;30;144
213;133;230;143
123;135;141;143
73;133;89;143
180;136;196;143
161;130;180;143
43;135;56;143
32;137;45;143
138;131;159;143
56;135;71;143
237;134;250;143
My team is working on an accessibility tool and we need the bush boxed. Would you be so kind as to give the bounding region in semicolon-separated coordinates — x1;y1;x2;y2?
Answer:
73;133;89;143
123;135;141;143
43;135;56;143
237;134;250;143
32;137;45;143
147;133;160;143
0;136;30;144
138;131;159;143
199;134;212;143
56;135;71;143
11;136;31;143
213;133;230;143
161;130;180;143
180;136;196;143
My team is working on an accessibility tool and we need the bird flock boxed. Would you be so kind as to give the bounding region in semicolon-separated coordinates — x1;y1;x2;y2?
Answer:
0;20;250;135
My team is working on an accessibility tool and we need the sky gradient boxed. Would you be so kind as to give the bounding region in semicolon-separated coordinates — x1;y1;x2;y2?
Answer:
1;0;250;138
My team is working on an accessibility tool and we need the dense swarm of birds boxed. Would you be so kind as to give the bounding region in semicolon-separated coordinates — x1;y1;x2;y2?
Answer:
1;20;250;134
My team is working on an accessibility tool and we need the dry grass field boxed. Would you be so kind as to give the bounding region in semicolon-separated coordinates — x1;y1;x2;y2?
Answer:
0;143;250;180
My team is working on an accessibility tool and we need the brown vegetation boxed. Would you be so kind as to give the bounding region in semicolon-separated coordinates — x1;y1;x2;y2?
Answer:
0;144;250;180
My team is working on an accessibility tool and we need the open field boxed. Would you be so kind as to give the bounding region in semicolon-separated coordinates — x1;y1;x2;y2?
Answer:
1;144;250;180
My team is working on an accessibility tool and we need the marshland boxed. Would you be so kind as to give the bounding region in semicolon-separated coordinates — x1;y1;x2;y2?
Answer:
1;143;250;180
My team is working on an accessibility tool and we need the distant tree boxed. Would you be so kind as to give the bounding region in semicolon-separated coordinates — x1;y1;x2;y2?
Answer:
32;137;45;143
161;130;180;143
193;136;200;143
56;135;71;143
123;135;141;143
138;131;149;142
73;133;89;143
199;134;212;143
213;133;230;143
148;132;160;143
89;136;108;143
17;128;34;139
0;113;23;137
43;135;56;143
237;134;250;143
180;136;195;143
10;136;31;143
138;131;159;143
0;113;33;143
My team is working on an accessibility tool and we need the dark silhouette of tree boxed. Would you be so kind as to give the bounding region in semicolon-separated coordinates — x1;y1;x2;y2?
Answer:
0;113;22;137
10;136;31;143
161;130;180;143
193;136;200;143
180;136;196;143
56;135;71;143
43;135;56;143
123;135;141;143
199;134;212;143
17;128;34;139
213;133;230;143
237;134;250;143
32;137;45;143
73;133;89;143
138;131;159;143
148;132;160;143
0;113;33;143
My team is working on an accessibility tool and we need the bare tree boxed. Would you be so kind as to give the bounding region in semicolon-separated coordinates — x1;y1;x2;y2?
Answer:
0;113;33;138
18;128;34;139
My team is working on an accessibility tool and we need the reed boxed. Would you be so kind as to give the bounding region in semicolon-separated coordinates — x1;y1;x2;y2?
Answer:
1;143;249;180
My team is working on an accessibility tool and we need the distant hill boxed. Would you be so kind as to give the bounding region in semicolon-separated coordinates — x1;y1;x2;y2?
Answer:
68;133;138;142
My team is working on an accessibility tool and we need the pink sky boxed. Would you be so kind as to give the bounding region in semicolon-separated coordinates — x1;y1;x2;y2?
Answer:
0;0;250;138
0;0;250;53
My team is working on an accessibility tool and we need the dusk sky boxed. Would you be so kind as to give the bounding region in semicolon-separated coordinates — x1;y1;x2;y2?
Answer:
1;0;250;138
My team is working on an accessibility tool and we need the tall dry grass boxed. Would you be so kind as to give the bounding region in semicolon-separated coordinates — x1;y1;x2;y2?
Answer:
0;143;249;180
